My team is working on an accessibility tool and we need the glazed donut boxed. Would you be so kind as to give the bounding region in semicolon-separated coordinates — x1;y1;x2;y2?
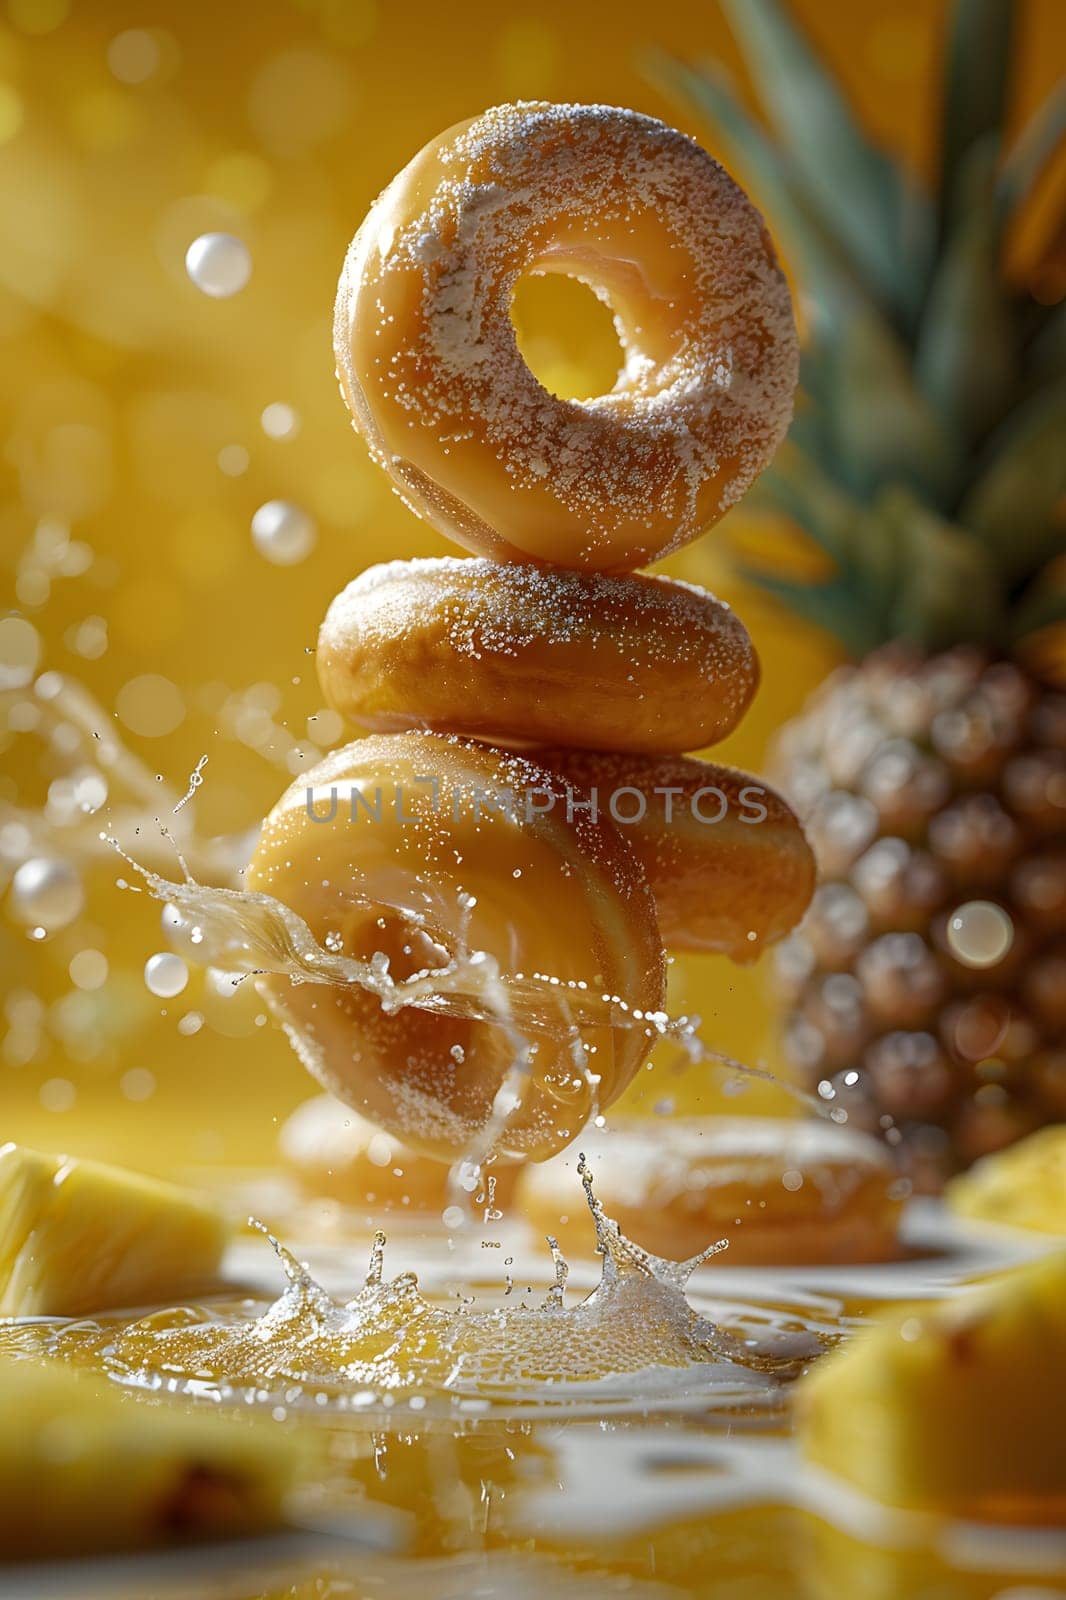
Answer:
247;732;665;1163
318;557;758;755
334;102;798;572
539;751;815;961
517;1118;904;1265
279;1094;518;1213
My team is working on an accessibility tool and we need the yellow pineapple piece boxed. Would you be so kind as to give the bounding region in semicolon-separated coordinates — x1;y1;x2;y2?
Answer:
0;1143;229;1316
947;1126;1066;1235
0;1357;306;1558
797;1251;1066;1523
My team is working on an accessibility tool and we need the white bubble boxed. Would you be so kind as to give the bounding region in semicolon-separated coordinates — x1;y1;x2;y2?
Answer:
251;499;316;566
69;948;108;990
144;951;189;998
185;232;251;298
10;858;83;931
261;402;300;440
946;900;1015;969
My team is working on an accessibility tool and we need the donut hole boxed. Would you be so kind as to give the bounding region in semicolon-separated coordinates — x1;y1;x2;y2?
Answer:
510;269;623;402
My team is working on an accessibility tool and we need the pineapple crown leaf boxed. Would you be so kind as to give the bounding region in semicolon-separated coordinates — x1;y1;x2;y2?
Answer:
733;566;884;658
996;75;1066;222
959;376;1066;584
714;0;930;325
658;0;1066;658
914;137;1018;443
938;0;1015;238
645;53;877;337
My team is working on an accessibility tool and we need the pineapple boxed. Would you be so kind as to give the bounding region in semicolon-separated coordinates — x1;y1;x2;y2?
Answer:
661;0;1066;1185
0;1357;308;1558
796;1249;1066;1522
0;1143;229;1316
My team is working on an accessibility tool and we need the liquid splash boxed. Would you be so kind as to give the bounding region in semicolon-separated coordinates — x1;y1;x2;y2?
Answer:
0;1162;821;1415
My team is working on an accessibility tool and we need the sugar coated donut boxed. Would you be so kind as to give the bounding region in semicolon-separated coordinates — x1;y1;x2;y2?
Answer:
335;102;798;572
540;750;815;960
318;557;757;755
279;1093;517;1213
247;732;665;1162
517;1118;904;1265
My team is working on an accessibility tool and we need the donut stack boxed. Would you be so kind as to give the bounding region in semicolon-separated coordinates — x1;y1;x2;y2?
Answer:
249;103;814;1165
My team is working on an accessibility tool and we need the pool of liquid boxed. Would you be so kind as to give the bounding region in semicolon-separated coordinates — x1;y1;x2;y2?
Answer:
1;1184;1061;1600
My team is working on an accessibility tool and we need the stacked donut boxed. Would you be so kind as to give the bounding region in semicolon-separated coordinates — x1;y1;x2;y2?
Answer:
249;104;814;1166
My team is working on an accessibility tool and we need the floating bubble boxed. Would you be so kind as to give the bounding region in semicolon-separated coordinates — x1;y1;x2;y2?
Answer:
144;951;189;998
185;232;251;298
10;858;83;931
261;402;300;440
251;499;316;566
946;900;1015;969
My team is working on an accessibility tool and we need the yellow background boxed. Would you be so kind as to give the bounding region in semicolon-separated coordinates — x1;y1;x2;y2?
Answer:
2;0;1062;1172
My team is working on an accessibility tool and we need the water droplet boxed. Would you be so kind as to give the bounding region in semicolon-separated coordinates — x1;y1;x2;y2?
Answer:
946;900;1014;968
10;857;83;931
251;499;316;566
144;951;189;998
261;402;300;440
185;232;251;298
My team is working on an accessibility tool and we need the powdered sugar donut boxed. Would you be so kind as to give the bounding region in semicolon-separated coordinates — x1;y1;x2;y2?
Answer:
517;1118;904;1264
318;557;757;754
279;1093;518;1213
539;750;815;960
335;102;798;572
247;732;665;1163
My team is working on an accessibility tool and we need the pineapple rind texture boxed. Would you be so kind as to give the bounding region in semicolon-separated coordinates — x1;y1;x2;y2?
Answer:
771;647;1066;1185
0;1143;229;1316
0;1357;305;1558
797;1250;1066;1523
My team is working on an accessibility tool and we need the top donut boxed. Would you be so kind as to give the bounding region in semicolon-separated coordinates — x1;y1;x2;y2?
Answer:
334;102;798;573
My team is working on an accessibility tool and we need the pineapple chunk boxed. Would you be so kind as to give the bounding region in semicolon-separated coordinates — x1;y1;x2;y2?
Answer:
0;1357;305;1558
0;1143;229;1316
947;1126;1066;1235
797;1251;1066;1522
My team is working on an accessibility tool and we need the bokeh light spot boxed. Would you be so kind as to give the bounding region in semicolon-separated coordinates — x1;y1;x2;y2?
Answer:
0;615;41;688
107;29;161;85
115;673;186;737
247;47;353;155
0;83;24;144
8;0;69;35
